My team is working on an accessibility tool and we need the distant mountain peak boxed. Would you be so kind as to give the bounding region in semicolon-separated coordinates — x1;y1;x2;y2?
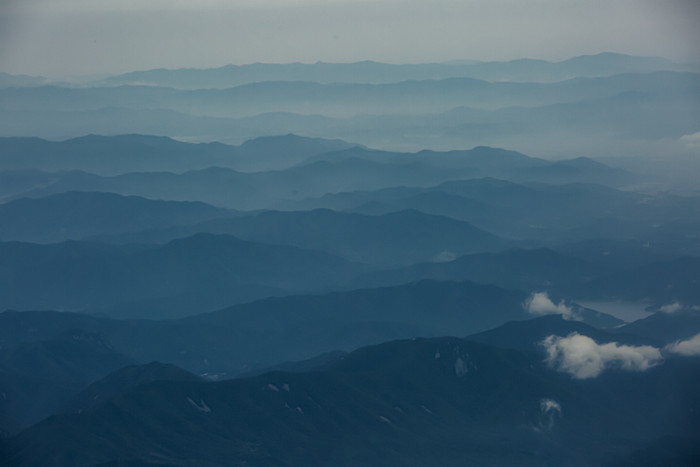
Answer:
241;133;353;145
555;156;608;168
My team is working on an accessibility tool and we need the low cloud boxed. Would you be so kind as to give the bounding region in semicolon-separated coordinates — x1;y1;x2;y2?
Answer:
666;333;700;356
541;333;663;379
540;398;561;414
524;292;572;318
537;398;561;430
432;250;457;262
680;131;700;147
659;302;683;313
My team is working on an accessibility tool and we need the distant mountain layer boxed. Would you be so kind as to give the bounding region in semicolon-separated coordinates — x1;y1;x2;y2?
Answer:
2;90;697;157
5;282;694;383
0;189;510;266
91;208;508;267
0;134;635;184
0;138;645;215
3;217;696;319
0;280;533;376
0;72;47;88
1;138;696;262
573;256;700;305
466;314;657;351
99;53;686;88
617;310;700;343
2;55;697;158
355;248;600;291
0;234;364;318
2;71;697;121
0;134;358;175
4;335;699;466
359;247;700;308
0;191;233;243
289;178;700;244
0;159;466;210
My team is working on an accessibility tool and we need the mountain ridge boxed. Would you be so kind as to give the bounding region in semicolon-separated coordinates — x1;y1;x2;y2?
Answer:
98;53;685;89
4;334;698;466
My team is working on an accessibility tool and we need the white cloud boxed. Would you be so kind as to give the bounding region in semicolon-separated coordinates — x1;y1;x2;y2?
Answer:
541;333;663;379
666;333;700;356
535;397;562;431
540;398;561;414
524;292;573;318
432;251;457;262
680;131;700;147
454;357;468;377
659;302;683;313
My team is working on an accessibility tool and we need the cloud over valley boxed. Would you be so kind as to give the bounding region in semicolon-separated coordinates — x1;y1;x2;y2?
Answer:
541;333;663;379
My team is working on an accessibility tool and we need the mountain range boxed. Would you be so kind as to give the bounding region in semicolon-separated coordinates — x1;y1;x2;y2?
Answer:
0;134;357;175
97;53;687;88
1;51;699;465
3;71;697;120
3;322;699;466
92;208;507;267
0;234;364;318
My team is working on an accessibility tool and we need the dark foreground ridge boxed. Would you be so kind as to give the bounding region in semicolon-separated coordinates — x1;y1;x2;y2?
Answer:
2;336;698;466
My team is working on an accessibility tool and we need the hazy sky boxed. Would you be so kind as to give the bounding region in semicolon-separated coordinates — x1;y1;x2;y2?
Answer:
1;0;698;77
